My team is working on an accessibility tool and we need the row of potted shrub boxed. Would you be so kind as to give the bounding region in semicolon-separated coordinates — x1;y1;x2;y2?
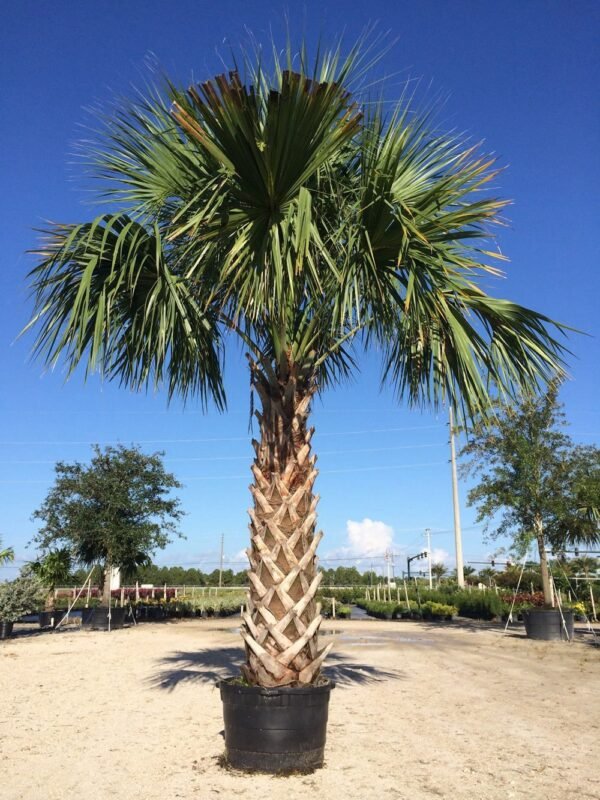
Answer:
328;587;591;622
357;599;458;621
0;579;247;638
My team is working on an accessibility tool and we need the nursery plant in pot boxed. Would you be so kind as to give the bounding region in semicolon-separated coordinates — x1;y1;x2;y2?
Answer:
30;446;184;632
24;36;569;772
28;548;72;628
462;383;600;641
0;575;45;639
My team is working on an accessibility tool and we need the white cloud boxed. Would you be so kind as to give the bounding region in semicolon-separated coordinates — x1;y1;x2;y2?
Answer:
429;547;451;566
322;518;396;568
346;518;394;557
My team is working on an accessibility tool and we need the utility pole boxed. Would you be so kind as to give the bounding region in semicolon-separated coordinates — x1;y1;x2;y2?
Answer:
425;528;433;589
449;406;465;588
218;532;224;589
385;549;392;589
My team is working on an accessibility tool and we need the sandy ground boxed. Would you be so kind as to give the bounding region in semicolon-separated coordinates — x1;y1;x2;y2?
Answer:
1;616;599;800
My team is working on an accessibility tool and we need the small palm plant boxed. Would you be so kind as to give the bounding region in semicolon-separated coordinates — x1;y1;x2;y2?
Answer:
0;536;15;567
25;40;567;686
28;548;73;610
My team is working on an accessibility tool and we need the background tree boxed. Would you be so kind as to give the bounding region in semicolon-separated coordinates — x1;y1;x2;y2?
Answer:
32;445;184;604
26;40;568;686
548;445;600;549
449;565;477;584
461;383;600;606
477;566;496;587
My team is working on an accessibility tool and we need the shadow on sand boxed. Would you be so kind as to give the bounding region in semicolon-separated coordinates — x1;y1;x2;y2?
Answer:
148;646;405;692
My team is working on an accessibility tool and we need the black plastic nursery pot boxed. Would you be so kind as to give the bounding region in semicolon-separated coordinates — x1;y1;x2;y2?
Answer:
135;604;167;621
81;606;127;631
38;610;68;629
522;608;574;641
219;679;335;774
0;621;14;640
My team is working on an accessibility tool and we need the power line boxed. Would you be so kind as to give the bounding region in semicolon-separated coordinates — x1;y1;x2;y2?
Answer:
0;424;444;447
0;443;446;466
0;460;449;484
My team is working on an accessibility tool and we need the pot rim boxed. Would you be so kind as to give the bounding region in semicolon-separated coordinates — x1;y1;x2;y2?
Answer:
218;677;335;695
522;607;574;614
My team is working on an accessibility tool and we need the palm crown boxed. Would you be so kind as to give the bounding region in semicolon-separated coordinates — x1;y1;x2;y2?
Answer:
27;41;567;685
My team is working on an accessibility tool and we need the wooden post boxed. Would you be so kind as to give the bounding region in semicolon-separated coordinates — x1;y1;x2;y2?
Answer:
135;581;140;603
152;587;155;599
120;587;125;607
590;586;597;622
403;580;411;611
175;587;179;599
332;597;336;619
164;583;167;601
86;580;91;609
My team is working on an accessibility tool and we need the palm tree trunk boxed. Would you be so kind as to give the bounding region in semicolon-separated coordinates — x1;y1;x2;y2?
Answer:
534;516;553;607
241;360;332;687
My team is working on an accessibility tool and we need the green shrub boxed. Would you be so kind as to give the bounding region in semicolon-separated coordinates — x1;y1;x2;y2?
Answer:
320;597;333;617
455;591;504;620
359;600;397;619
318;587;366;604
421;601;458;620
0;576;46;621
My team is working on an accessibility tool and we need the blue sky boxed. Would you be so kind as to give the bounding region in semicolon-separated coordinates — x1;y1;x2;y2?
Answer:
1;1;599;579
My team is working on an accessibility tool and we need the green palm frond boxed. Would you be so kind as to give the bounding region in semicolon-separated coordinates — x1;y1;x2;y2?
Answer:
347;100;568;417
27;214;225;405
25;37;570;418
168;66;362;318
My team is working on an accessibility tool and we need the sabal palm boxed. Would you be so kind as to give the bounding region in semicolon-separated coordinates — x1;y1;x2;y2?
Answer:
28;548;72;609
0;536;14;567
27;43;566;685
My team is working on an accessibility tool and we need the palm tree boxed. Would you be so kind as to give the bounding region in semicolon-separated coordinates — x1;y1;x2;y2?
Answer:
26;41;567;687
431;562;447;586
27;548;73;610
450;564;477;585
0;536;14;567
